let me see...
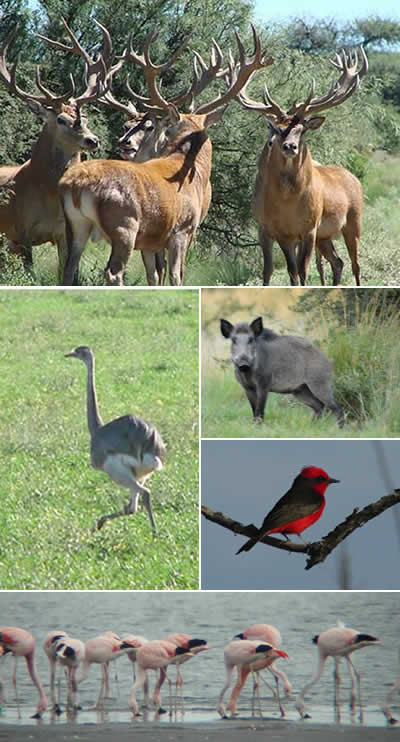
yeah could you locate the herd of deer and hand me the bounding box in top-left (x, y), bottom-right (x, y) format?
top-left (0, 19), bottom-right (368, 286)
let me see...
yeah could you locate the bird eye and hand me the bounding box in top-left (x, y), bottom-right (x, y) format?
top-left (248, 337), bottom-right (254, 344)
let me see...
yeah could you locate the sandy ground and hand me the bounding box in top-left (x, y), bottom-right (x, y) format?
top-left (0, 720), bottom-right (393, 742)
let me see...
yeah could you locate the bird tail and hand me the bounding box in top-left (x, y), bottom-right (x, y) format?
top-left (236, 535), bottom-right (260, 555)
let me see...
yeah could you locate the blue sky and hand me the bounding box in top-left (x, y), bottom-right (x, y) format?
top-left (253, 0), bottom-right (399, 22)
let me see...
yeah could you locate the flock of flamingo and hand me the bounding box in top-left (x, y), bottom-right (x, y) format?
top-left (0, 622), bottom-right (398, 725)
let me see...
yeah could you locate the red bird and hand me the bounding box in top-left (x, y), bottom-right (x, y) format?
top-left (236, 466), bottom-right (339, 554)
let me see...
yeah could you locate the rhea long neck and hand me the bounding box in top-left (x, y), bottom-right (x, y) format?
top-left (85, 355), bottom-right (103, 436)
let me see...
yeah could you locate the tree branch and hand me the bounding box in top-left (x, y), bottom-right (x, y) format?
top-left (201, 489), bottom-right (400, 570)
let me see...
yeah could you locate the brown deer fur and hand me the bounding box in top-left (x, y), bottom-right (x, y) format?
top-left (60, 108), bottom-right (221, 286)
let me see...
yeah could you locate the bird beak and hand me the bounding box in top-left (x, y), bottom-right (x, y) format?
top-left (65, 351), bottom-right (76, 358)
top-left (328, 478), bottom-right (340, 484)
top-left (276, 650), bottom-right (289, 658)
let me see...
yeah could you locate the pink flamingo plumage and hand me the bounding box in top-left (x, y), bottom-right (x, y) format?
top-left (233, 624), bottom-right (291, 716)
top-left (78, 632), bottom-right (136, 709)
top-left (164, 633), bottom-right (211, 713)
top-left (217, 639), bottom-right (288, 718)
top-left (128, 640), bottom-right (193, 716)
top-left (0, 626), bottom-right (48, 718)
top-left (296, 622), bottom-right (381, 721)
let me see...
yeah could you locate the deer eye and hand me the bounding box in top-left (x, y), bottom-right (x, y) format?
top-left (57, 115), bottom-right (69, 126)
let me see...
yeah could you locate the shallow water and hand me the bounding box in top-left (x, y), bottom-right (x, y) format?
top-left (0, 591), bottom-right (398, 728)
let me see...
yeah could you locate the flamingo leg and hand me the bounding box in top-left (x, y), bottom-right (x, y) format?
top-left (12, 657), bottom-right (21, 720)
top-left (217, 664), bottom-right (235, 718)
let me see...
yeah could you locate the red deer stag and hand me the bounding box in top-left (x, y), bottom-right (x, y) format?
top-left (59, 26), bottom-right (273, 286)
top-left (100, 32), bottom-right (229, 284)
top-left (233, 47), bottom-right (368, 286)
top-left (0, 22), bottom-right (107, 279)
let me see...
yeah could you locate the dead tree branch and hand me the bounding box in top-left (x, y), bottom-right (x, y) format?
top-left (201, 489), bottom-right (400, 570)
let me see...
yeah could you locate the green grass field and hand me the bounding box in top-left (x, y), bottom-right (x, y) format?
top-left (0, 289), bottom-right (199, 589)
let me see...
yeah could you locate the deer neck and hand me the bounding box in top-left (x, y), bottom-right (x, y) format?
top-left (85, 356), bottom-right (103, 437)
top-left (269, 142), bottom-right (313, 194)
top-left (166, 132), bottom-right (212, 192)
top-left (30, 125), bottom-right (81, 184)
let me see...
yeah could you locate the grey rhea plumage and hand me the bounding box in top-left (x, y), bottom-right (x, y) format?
top-left (65, 345), bottom-right (165, 533)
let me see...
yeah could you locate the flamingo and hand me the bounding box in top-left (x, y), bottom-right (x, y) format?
top-left (164, 633), bottom-right (211, 714)
top-left (43, 630), bottom-right (69, 712)
top-left (121, 634), bottom-right (150, 706)
top-left (0, 626), bottom-right (48, 718)
top-left (78, 632), bottom-right (136, 709)
top-left (128, 640), bottom-right (193, 716)
top-left (295, 621), bottom-right (381, 721)
top-left (217, 639), bottom-right (288, 718)
top-left (55, 636), bottom-right (85, 711)
top-left (382, 643), bottom-right (400, 725)
top-left (233, 624), bottom-right (292, 717)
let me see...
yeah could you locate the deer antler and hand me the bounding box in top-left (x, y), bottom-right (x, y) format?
top-left (0, 25), bottom-right (75, 109)
top-left (193, 24), bottom-right (273, 115)
top-left (37, 18), bottom-right (113, 107)
top-left (287, 46), bottom-right (368, 118)
top-left (121, 28), bottom-right (192, 114)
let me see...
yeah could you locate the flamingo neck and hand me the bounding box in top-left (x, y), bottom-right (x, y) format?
top-left (25, 653), bottom-right (48, 712)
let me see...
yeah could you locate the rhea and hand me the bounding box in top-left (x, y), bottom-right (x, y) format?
top-left (65, 346), bottom-right (165, 532)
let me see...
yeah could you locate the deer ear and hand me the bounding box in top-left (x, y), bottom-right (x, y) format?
top-left (220, 319), bottom-right (234, 338)
top-left (250, 317), bottom-right (263, 337)
top-left (167, 103), bottom-right (181, 124)
top-left (305, 116), bottom-right (325, 131)
top-left (27, 100), bottom-right (52, 121)
top-left (204, 107), bottom-right (226, 129)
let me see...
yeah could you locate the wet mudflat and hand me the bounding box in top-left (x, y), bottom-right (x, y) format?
top-left (0, 718), bottom-right (393, 742)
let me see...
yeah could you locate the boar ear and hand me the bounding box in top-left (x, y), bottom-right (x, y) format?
top-left (250, 317), bottom-right (263, 337)
top-left (220, 319), bottom-right (234, 338)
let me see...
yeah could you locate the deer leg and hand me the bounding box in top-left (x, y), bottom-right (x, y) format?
top-left (297, 232), bottom-right (316, 285)
top-left (315, 247), bottom-right (325, 285)
top-left (342, 221), bottom-right (361, 285)
top-left (141, 251), bottom-right (159, 286)
top-left (279, 242), bottom-right (299, 285)
top-left (155, 250), bottom-right (166, 285)
top-left (259, 227), bottom-right (274, 285)
top-left (168, 234), bottom-right (189, 286)
top-left (62, 198), bottom-right (91, 285)
top-left (317, 239), bottom-right (344, 285)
